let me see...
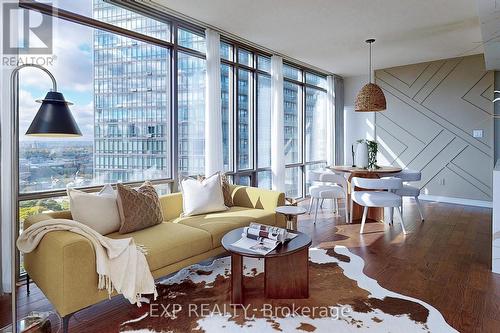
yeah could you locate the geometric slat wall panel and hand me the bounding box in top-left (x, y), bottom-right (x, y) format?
top-left (375, 54), bottom-right (493, 201)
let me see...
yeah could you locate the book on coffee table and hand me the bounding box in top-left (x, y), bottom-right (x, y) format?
top-left (247, 222), bottom-right (298, 241)
top-left (230, 223), bottom-right (298, 255)
top-left (230, 236), bottom-right (278, 255)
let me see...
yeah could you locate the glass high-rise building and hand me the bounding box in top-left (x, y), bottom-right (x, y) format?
top-left (94, 0), bottom-right (208, 179)
top-left (93, 0), bottom-right (171, 183)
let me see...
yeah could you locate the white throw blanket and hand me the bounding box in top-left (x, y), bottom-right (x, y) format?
top-left (16, 218), bottom-right (158, 306)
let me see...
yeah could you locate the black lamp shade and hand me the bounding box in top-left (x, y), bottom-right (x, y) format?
top-left (26, 91), bottom-right (82, 137)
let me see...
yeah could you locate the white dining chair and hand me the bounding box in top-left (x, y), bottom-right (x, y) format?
top-left (307, 170), bottom-right (336, 211)
top-left (391, 169), bottom-right (425, 222)
top-left (307, 170), bottom-right (323, 209)
top-left (308, 171), bottom-right (349, 224)
top-left (350, 177), bottom-right (407, 234)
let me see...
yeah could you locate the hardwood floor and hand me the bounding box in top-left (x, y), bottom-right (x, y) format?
top-left (1, 198), bottom-right (497, 332)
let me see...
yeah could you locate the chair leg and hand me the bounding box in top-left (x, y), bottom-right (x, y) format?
top-left (360, 206), bottom-right (368, 234)
top-left (308, 197), bottom-right (314, 214)
top-left (320, 198), bottom-right (324, 209)
top-left (26, 274), bottom-right (30, 296)
top-left (314, 198), bottom-right (320, 224)
top-left (394, 206), bottom-right (407, 235)
top-left (344, 200), bottom-right (349, 224)
top-left (415, 197), bottom-right (424, 222)
top-left (389, 207), bottom-right (394, 225)
top-left (349, 198), bottom-right (354, 224)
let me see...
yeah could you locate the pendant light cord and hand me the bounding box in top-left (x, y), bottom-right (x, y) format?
top-left (369, 41), bottom-right (372, 83)
top-left (365, 39), bottom-right (375, 83)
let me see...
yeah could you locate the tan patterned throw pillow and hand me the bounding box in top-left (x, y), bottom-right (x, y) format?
top-left (197, 172), bottom-right (233, 207)
top-left (116, 181), bottom-right (164, 234)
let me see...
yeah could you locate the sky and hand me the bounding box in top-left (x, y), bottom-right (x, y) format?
top-left (19, 1), bottom-right (94, 141)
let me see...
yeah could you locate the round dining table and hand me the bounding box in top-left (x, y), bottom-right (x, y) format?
top-left (327, 165), bottom-right (402, 222)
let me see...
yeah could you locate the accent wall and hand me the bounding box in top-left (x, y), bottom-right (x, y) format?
top-left (374, 54), bottom-right (494, 202)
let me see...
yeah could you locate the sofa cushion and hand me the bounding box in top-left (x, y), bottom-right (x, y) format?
top-left (198, 173), bottom-right (234, 207)
top-left (107, 222), bottom-right (212, 271)
top-left (116, 182), bottom-right (164, 234)
top-left (180, 173), bottom-right (227, 216)
top-left (67, 184), bottom-right (120, 235)
top-left (171, 206), bottom-right (276, 247)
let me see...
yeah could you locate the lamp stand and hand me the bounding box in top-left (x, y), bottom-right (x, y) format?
top-left (8, 64), bottom-right (57, 333)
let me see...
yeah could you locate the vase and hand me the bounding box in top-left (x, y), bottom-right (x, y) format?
top-left (355, 141), bottom-right (369, 168)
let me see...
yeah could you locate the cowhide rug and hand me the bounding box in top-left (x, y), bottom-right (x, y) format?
top-left (120, 246), bottom-right (457, 333)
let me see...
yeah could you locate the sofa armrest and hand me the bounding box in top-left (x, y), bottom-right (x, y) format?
top-left (230, 185), bottom-right (285, 211)
top-left (23, 211), bottom-right (72, 229)
top-left (23, 214), bottom-right (110, 317)
top-left (230, 185), bottom-right (286, 228)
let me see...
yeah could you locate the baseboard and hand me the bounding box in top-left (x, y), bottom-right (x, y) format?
top-left (418, 194), bottom-right (492, 208)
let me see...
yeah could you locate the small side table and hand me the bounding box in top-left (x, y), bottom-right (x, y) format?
top-left (275, 205), bottom-right (307, 230)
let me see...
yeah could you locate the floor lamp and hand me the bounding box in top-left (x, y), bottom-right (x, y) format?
top-left (8, 64), bottom-right (81, 333)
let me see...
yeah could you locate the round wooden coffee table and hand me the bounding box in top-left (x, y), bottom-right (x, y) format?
top-left (221, 227), bottom-right (312, 304)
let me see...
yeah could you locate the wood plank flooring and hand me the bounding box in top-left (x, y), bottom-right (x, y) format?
top-left (0, 198), bottom-right (497, 332)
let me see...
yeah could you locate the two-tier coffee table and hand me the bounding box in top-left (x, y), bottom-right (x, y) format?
top-left (221, 227), bottom-right (312, 305)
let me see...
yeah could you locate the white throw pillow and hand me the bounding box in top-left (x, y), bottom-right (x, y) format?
top-left (67, 184), bottom-right (120, 235)
top-left (180, 173), bottom-right (227, 216)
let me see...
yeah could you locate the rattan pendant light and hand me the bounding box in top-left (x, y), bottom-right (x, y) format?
top-left (355, 39), bottom-right (386, 112)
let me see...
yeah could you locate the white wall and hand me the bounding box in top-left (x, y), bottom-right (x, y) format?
top-left (343, 75), bottom-right (375, 165)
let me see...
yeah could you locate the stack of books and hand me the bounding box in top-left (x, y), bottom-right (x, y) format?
top-left (230, 223), bottom-right (297, 255)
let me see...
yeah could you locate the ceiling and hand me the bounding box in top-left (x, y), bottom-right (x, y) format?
top-left (477, 0), bottom-right (500, 70)
top-left (150, 0), bottom-right (484, 77)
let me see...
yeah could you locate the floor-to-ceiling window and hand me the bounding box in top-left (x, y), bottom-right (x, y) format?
top-left (19, 3), bottom-right (173, 192)
top-left (283, 66), bottom-right (303, 198)
top-left (216, 58), bottom-right (328, 198)
top-left (304, 73), bottom-right (328, 193)
top-left (220, 41), bottom-right (233, 173)
top-left (220, 63), bottom-right (232, 171)
top-left (256, 56), bottom-right (272, 189)
top-left (237, 67), bottom-right (253, 170)
top-left (282, 64), bottom-right (328, 198)
top-left (217, 41), bottom-right (275, 186)
top-left (177, 28), bottom-right (206, 175)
